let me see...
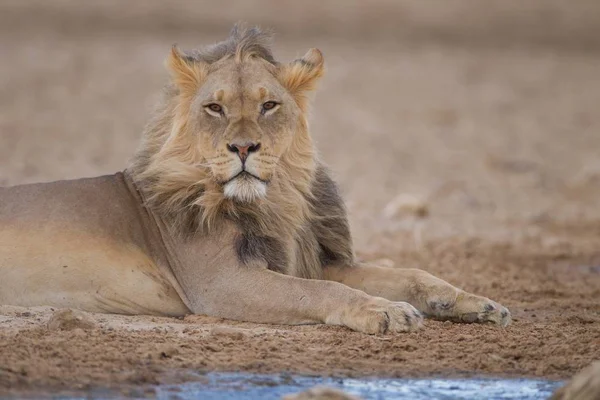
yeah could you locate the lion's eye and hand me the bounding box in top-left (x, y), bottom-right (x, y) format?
top-left (261, 101), bottom-right (279, 114)
top-left (205, 103), bottom-right (223, 114)
top-left (262, 101), bottom-right (277, 110)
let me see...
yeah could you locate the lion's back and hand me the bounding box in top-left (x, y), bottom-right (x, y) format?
top-left (1, 174), bottom-right (136, 234)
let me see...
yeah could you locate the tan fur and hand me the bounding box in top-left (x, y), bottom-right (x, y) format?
top-left (0, 227), bottom-right (187, 315)
top-left (278, 48), bottom-right (325, 112)
top-left (167, 46), bottom-right (208, 95)
top-left (0, 25), bottom-right (511, 334)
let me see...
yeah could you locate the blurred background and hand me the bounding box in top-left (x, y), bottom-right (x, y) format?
top-left (1, 0), bottom-right (599, 249)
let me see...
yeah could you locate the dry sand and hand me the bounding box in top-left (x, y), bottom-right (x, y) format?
top-left (0, 1), bottom-right (599, 395)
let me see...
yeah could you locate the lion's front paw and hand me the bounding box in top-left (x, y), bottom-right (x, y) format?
top-left (429, 291), bottom-right (511, 327)
top-left (338, 298), bottom-right (423, 335)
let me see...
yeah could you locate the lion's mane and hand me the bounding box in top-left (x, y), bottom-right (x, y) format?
top-left (128, 25), bottom-right (353, 279)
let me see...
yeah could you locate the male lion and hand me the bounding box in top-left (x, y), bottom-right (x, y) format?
top-left (0, 26), bottom-right (510, 334)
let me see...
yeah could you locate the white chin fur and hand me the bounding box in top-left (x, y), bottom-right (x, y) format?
top-left (223, 176), bottom-right (267, 202)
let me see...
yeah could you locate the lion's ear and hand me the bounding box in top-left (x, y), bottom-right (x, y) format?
top-left (278, 48), bottom-right (325, 103)
top-left (166, 45), bottom-right (207, 94)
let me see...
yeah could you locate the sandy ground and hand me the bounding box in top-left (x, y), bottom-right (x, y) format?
top-left (1, 1), bottom-right (600, 395)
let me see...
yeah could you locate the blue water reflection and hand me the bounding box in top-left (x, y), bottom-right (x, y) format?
top-left (148, 373), bottom-right (562, 400)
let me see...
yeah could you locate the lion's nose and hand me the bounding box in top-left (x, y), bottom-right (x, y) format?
top-left (227, 142), bottom-right (261, 162)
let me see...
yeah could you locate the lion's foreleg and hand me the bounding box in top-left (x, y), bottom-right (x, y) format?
top-left (189, 266), bottom-right (422, 334)
top-left (323, 264), bottom-right (511, 326)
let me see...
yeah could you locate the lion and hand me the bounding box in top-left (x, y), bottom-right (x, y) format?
top-left (0, 25), bottom-right (510, 334)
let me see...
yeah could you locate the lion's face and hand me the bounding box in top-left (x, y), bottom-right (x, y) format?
top-left (192, 59), bottom-right (301, 202)
top-left (165, 44), bottom-right (324, 203)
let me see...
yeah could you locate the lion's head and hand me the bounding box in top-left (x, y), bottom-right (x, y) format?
top-left (130, 25), bottom-right (326, 234)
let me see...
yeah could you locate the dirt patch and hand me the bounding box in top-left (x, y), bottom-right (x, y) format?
top-left (1, 0), bottom-right (600, 396)
top-left (46, 309), bottom-right (98, 332)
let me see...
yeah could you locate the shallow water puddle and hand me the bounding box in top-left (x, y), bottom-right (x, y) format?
top-left (57, 373), bottom-right (562, 400)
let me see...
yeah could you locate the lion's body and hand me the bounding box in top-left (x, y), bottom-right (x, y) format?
top-left (0, 174), bottom-right (187, 315)
top-left (0, 25), bottom-right (511, 333)
top-left (0, 166), bottom-right (351, 317)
